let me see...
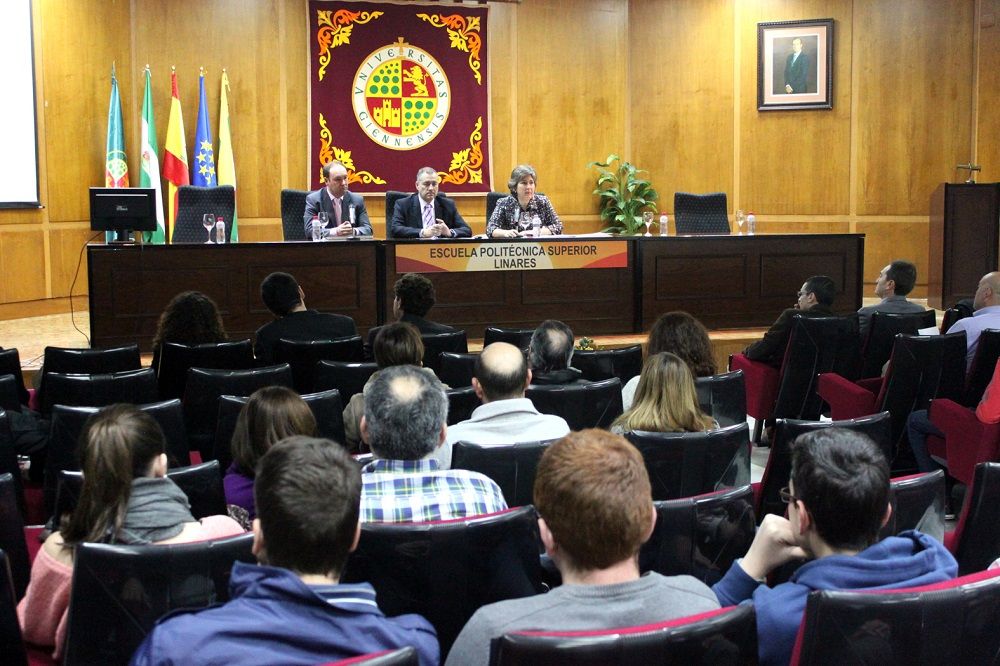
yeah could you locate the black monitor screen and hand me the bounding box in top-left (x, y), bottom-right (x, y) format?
top-left (89, 188), bottom-right (157, 232)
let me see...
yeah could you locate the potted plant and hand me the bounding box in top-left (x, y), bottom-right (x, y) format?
top-left (588, 153), bottom-right (659, 235)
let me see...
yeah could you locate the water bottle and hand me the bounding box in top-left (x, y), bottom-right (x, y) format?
top-left (215, 218), bottom-right (226, 244)
top-left (311, 215), bottom-right (322, 241)
top-left (348, 204), bottom-right (356, 227)
top-left (531, 215), bottom-right (541, 237)
top-left (747, 212), bottom-right (756, 235)
top-left (659, 213), bottom-right (668, 236)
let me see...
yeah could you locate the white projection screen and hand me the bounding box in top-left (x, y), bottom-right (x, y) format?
top-left (0, 0), bottom-right (40, 208)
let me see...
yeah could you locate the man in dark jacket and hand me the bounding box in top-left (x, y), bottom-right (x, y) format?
top-left (529, 319), bottom-right (589, 385)
top-left (390, 166), bottom-right (471, 239)
top-left (365, 273), bottom-right (455, 357)
top-left (744, 274), bottom-right (838, 367)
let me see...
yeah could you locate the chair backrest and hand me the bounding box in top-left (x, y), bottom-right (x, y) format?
top-left (0, 376), bottom-right (22, 413)
top-left (773, 315), bottom-right (861, 421)
top-left (139, 398), bottom-right (191, 467)
top-left (0, 549), bottom-right (27, 666)
top-left (483, 326), bottom-right (534, 350)
top-left (880, 469), bottom-right (945, 541)
top-left (171, 185), bottom-right (236, 243)
top-left (275, 336), bottom-right (365, 394)
top-left (63, 533), bottom-right (255, 665)
top-left (340, 506), bottom-right (545, 658)
top-left (526, 377), bottom-right (623, 430)
top-left (790, 569), bottom-right (1000, 665)
top-left (446, 386), bottom-right (481, 426)
top-left (485, 191), bottom-right (506, 222)
top-left (182, 364), bottom-right (294, 459)
top-left (0, 474), bottom-right (28, 602)
top-left (639, 485), bottom-right (755, 586)
top-left (879, 332), bottom-right (967, 453)
top-left (758, 412), bottom-right (892, 520)
top-left (213, 389), bottom-right (346, 471)
top-left (571, 345), bottom-right (643, 383)
top-left (421, 330), bottom-right (468, 375)
top-left (940, 306), bottom-right (968, 334)
top-left (438, 351), bottom-right (478, 388)
top-left (329, 648), bottom-right (419, 666)
top-left (953, 462), bottom-right (1000, 575)
top-left (39, 344), bottom-right (141, 407)
top-left (315, 361), bottom-right (379, 404)
top-left (861, 310), bottom-right (937, 379)
top-left (491, 605), bottom-right (757, 666)
top-left (280, 188), bottom-right (309, 241)
top-left (673, 192), bottom-right (730, 234)
top-left (451, 440), bottom-right (553, 508)
top-left (384, 190), bottom-right (409, 238)
top-left (157, 340), bottom-right (255, 400)
top-left (964, 329), bottom-right (1000, 406)
top-left (0, 412), bottom-right (24, 520)
top-left (625, 423), bottom-right (750, 501)
top-left (695, 370), bottom-right (747, 428)
top-left (41, 367), bottom-right (158, 416)
top-left (0, 349), bottom-right (28, 406)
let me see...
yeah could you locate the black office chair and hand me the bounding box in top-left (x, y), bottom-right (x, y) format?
top-left (171, 185), bottom-right (236, 243)
top-left (526, 378), bottom-right (623, 430)
top-left (314, 361), bottom-right (378, 404)
top-left (422, 331), bottom-right (468, 375)
top-left (41, 367), bottom-right (158, 416)
top-left (280, 188), bottom-right (309, 241)
top-left (571, 345), bottom-right (643, 384)
top-left (880, 470), bottom-right (946, 541)
top-left (275, 336), bottom-right (365, 394)
top-left (0, 473), bottom-right (29, 601)
top-left (156, 340), bottom-right (255, 400)
top-left (0, 549), bottom-right (27, 666)
top-left (0, 349), bottom-right (28, 407)
top-left (695, 370), bottom-right (747, 428)
top-left (673, 192), bottom-right (730, 234)
top-left (860, 310), bottom-right (937, 379)
top-left (0, 377), bottom-right (20, 413)
top-left (446, 387), bottom-right (481, 425)
top-left (485, 191), bottom-right (507, 223)
top-left (38, 344), bottom-right (142, 409)
top-left (965, 329), bottom-right (1000, 406)
top-left (483, 327), bottom-right (534, 350)
top-left (451, 440), bottom-right (553, 508)
top-left (384, 190), bottom-right (409, 238)
top-left (0, 412), bottom-right (25, 520)
top-left (951, 462), bottom-right (1000, 575)
top-left (438, 352), bottom-right (479, 388)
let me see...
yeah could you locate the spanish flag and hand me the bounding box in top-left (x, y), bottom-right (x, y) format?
top-left (162, 69), bottom-right (189, 241)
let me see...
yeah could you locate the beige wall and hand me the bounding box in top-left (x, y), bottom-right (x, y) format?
top-left (1, 0), bottom-right (995, 305)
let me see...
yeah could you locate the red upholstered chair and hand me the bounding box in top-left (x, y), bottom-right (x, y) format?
top-left (925, 398), bottom-right (1000, 487)
top-left (730, 314), bottom-right (860, 443)
top-left (944, 462), bottom-right (1000, 575)
top-left (489, 605), bottom-right (757, 665)
top-left (790, 569), bottom-right (1000, 665)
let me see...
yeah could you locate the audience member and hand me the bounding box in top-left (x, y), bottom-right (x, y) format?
top-left (712, 428), bottom-right (957, 665)
top-left (224, 386), bottom-right (317, 522)
top-left (446, 430), bottom-right (720, 665)
top-left (390, 166), bottom-right (472, 239)
top-left (612, 352), bottom-right (716, 434)
top-left (19, 405), bottom-right (243, 659)
top-left (364, 273), bottom-right (455, 356)
top-left (857, 260), bottom-right (925, 338)
top-left (132, 437), bottom-right (438, 665)
top-left (446, 342), bottom-right (569, 447)
top-left (744, 275), bottom-right (838, 368)
top-left (622, 311), bottom-right (716, 410)
top-left (302, 160), bottom-right (373, 238)
top-left (486, 164), bottom-right (563, 238)
top-left (945, 271), bottom-right (1000, 370)
top-left (253, 271), bottom-right (357, 364)
top-left (359, 365), bottom-right (506, 522)
top-left (528, 319), bottom-right (587, 385)
top-left (150, 290), bottom-right (229, 373)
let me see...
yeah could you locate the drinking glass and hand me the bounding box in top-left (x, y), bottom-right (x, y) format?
top-left (642, 211), bottom-right (654, 236)
top-left (202, 214), bottom-right (216, 243)
top-left (736, 209), bottom-right (745, 235)
top-left (317, 211), bottom-right (329, 238)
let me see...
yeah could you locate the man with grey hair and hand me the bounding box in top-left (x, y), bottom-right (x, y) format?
top-left (359, 364), bottom-right (507, 522)
top-left (390, 166), bottom-right (471, 239)
top-left (529, 319), bottom-right (589, 385)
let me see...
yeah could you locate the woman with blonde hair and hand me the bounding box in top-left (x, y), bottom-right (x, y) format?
top-left (612, 352), bottom-right (716, 434)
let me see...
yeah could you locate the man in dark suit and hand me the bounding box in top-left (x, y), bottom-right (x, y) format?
top-left (389, 166), bottom-right (471, 239)
top-left (364, 273), bottom-right (455, 356)
top-left (254, 271), bottom-right (358, 364)
top-left (744, 275), bottom-right (838, 367)
top-left (783, 37), bottom-right (809, 94)
top-left (303, 160), bottom-right (373, 238)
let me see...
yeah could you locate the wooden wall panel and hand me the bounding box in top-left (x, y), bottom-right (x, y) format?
top-left (978, 0), bottom-right (1000, 184)
top-left (855, 0), bottom-right (975, 215)
top-left (630, 0), bottom-right (734, 214)
top-left (739, 0), bottom-right (852, 215)
top-left (49, 228), bottom-right (98, 297)
top-left (0, 230), bottom-right (47, 302)
top-left (855, 219), bottom-right (930, 291)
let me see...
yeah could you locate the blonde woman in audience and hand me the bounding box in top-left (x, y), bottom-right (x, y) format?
top-left (18, 404), bottom-right (243, 660)
top-left (224, 386), bottom-right (317, 523)
top-left (623, 311), bottom-right (716, 411)
top-left (612, 352), bottom-right (716, 434)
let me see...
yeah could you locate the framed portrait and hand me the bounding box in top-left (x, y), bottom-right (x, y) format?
top-left (757, 18), bottom-right (834, 111)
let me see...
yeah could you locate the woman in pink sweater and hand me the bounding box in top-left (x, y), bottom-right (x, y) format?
top-left (17, 404), bottom-right (244, 659)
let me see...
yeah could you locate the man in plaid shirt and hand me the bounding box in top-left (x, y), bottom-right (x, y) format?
top-left (359, 364), bottom-right (508, 522)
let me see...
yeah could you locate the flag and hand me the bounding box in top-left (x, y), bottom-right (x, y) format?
top-left (217, 70), bottom-right (237, 242)
top-left (192, 70), bottom-right (216, 187)
top-left (163, 69), bottom-right (189, 240)
top-left (104, 63), bottom-right (129, 242)
top-left (140, 67), bottom-right (166, 244)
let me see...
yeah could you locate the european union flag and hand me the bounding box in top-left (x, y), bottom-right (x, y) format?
top-left (192, 71), bottom-right (216, 187)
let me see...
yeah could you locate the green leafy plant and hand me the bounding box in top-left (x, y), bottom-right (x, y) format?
top-left (588, 153), bottom-right (659, 235)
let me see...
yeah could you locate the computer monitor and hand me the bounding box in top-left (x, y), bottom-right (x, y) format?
top-left (89, 187), bottom-right (156, 243)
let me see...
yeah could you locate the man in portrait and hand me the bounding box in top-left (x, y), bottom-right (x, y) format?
top-left (784, 37), bottom-right (809, 94)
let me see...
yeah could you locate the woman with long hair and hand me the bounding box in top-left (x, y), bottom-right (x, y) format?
top-left (224, 386), bottom-right (317, 519)
top-left (612, 352), bottom-right (716, 434)
top-left (623, 311), bottom-right (717, 410)
top-left (17, 405), bottom-right (243, 659)
top-left (151, 291), bottom-right (229, 371)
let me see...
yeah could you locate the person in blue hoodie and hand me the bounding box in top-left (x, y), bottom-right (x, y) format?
top-left (131, 436), bottom-right (439, 666)
top-left (713, 428), bottom-right (957, 666)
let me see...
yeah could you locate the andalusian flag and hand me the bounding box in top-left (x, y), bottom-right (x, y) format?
top-left (217, 70), bottom-right (238, 242)
top-left (104, 63), bottom-right (129, 242)
top-left (140, 67), bottom-right (166, 244)
top-left (192, 70), bottom-right (216, 187)
top-left (163, 69), bottom-right (189, 240)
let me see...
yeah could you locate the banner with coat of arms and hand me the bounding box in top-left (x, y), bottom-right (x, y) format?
top-left (309, 1), bottom-right (491, 194)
